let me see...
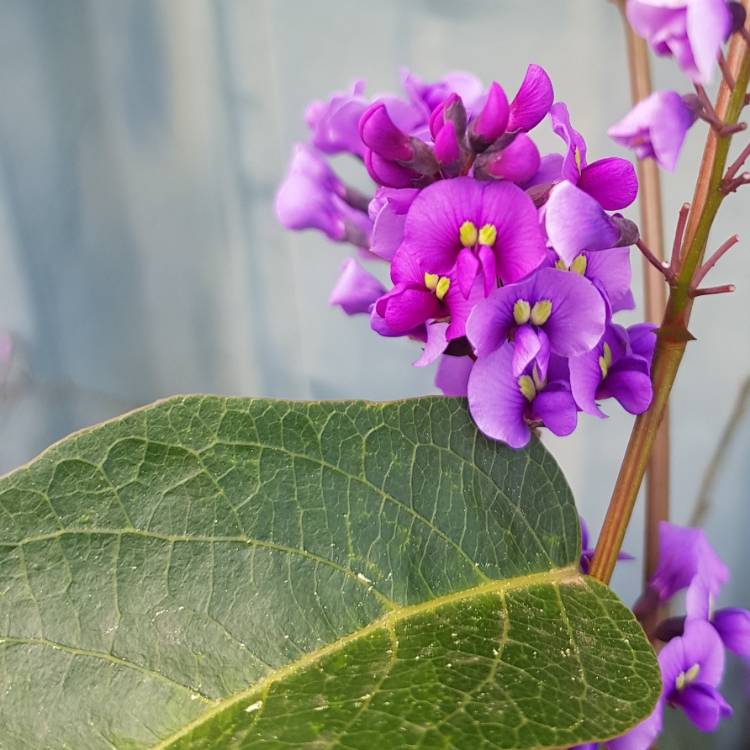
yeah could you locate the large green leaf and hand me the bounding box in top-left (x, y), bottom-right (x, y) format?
top-left (0, 396), bottom-right (659, 749)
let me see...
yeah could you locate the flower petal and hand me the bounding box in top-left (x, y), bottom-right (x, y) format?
top-left (712, 608), bottom-right (750, 660)
top-left (578, 157), bottom-right (638, 210)
top-left (531, 387), bottom-right (578, 437)
top-left (435, 355), bottom-right (473, 397)
top-left (545, 181), bottom-right (621, 265)
top-left (676, 683), bottom-right (732, 732)
top-left (413, 321), bottom-right (449, 367)
top-left (467, 344), bottom-right (530, 447)
top-left (329, 258), bottom-right (386, 315)
top-left (569, 349), bottom-right (607, 418)
top-left (507, 64), bottom-right (554, 132)
top-left (687, 0), bottom-right (732, 84)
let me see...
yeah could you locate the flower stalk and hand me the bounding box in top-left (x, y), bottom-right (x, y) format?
top-left (590, 3), bottom-right (750, 585)
top-left (611, 0), bottom-right (671, 595)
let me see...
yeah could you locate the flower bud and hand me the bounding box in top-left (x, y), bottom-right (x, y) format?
top-left (429, 93), bottom-right (467, 139)
top-left (468, 82), bottom-right (509, 151)
top-left (474, 134), bottom-right (540, 184)
top-left (433, 121), bottom-right (461, 166)
top-left (364, 150), bottom-right (419, 188)
top-left (359, 103), bottom-right (414, 162)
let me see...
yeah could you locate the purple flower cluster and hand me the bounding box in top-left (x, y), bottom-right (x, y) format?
top-left (577, 522), bottom-right (750, 749)
top-left (609, 1), bottom-right (746, 171)
top-left (276, 68), bottom-right (655, 447)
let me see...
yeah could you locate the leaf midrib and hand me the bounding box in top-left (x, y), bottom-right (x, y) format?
top-left (149, 565), bottom-right (581, 750)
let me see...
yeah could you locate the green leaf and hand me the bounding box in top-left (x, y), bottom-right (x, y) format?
top-left (0, 396), bottom-right (659, 749)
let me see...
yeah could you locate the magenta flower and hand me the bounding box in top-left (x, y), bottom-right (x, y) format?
top-left (550, 102), bottom-right (638, 210)
top-left (468, 346), bottom-right (577, 447)
top-left (275, 144), bottom-right (371, 245)
top-left (391, 177), bottom-right (547, 299)
top-left (627, 0), bottom-right (733, 83)
top-left (467, 267), bottom-right (606, 377)
top-left (609, 91), bottom-right (697, 171)
top-left (569, 323), bottom-right (656, 418)
top-left (329, 258), bottom-right (385, 315)
top-left (545, 181), bottom-right (638, 265)
top-left (374, 250), bottom-right (485, 340)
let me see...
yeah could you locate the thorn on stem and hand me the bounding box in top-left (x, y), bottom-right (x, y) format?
top-left (669, 203), bottom-right (690, 276)
top-left (693, 234), bottom-right (740, 287)
top-left (690, 283), bottom-right (736, 297)
top-left (636, 239), bottom-right (673, 281)
top-left (722, 172), bottom-right (750, 193)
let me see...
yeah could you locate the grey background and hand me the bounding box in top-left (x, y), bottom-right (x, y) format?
top-left (0, 1), bottom-right (748, 745)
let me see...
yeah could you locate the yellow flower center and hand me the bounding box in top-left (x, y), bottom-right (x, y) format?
top-left (598, 342), bottom-right (613, 379)
top-left (424, 272), bottom-right (450, 301)
top-left (530, 299), bottom-right (553, 326)
top-left (518, 375), bottom-right (536, 402)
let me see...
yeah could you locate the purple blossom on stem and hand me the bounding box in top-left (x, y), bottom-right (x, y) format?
top-left (569, 323), bottom-right (656, 418)
top-left (275, 144), bottom-right (371, 245)
top-left (608, 90), bottom-right (698, 171)
top-left (467, 267), bottom-right (606, 377)
top-left (468, 346), bottom-right (577, 447)
top-left (627, 0), bottom-right (733, 84)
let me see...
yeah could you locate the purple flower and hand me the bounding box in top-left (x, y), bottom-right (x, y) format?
top-left (467, 267), bottom-right (606, 377)
top-left (468, 346), bottom-right (577, 447)
top-left (545, 181), bottom-right (638, 266)
top-left (659, 620), bottom-right (733, 731)
top-left (374, 251), bottom-right (485, 340)
top-left (627, 0), bottom-right (733, 83)
top-left (368, 188), bottom-right (419, 261)
top-left (550, 102), bottom-right (638, 210)
top-left (569, 323), bottom-right (655, 418)
top-left (650, 522), bottom-right (729, 605)
top-left (275, 144), bottom-right (371, 245)
top-left (507, 64), bottom-right (555, 133)
top-left (608, 91), bottom-right (697, 171)
top-left (329, 258), bottom-right (385, 315)
top-left (391, 177), bottom-right (547, 301)
top-left (305, 80), bottom-right (369, 158)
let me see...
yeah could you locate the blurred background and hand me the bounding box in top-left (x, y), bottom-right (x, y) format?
top-left (0, 1), bottom-right (748, 745)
